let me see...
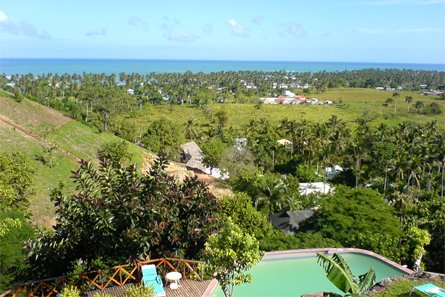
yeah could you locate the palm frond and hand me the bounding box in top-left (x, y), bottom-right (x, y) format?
top-left (316, 253), bottom-right (359, 294)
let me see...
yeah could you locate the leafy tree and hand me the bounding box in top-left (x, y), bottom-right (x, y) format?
top-left (0, 209), bottom-right (35, 291)
top-left (230, 169), bottom-right (302, 214)
top-left (25, 155), bottom-right (219, 278)
top-left (204, 218), bottom-right (263, 297)
top-left (201, 138), bottom-right (227, 173)
top-left (219, 146), bottom-right (256, 178)
top-left (219, 193), bottom-right (271, 240)
top-left (142, 118), bottom-right (181, 158)
top-left (259, 230), bottom-right (342, 252)
top-left (0, 152), bottom-right (35, 208)
top-left (97, 140), bottom-right (132, 165)
top-left (317, 253), bottom-right (376, 297)
top-left (406, 227), bottom-right (430, 271)
top-left (311, 186), bottom-right (403, 261)
top-left (405, 96), bottom-right (413, 113)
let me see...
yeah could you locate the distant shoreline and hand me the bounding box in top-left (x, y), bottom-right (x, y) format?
top-left (1, 58), bottom-right (444, 75)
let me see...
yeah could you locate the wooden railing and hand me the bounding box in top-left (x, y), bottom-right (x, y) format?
top-left (1, 258), bottom-right (204, 297)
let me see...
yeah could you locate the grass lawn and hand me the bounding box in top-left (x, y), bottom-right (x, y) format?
top-left (372, 279), bottom-right (445, 297)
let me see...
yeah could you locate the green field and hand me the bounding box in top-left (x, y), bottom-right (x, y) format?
top-left (119, 88), bottom-right (445, 135)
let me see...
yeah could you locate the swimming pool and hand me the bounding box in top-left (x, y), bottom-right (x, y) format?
top-left (210, 248), bottom-right (412, 297)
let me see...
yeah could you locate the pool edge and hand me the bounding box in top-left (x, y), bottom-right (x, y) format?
top-left (263, 248), bottom-right (415, 274)
top-left (201, 248), bottom-right (414, 297)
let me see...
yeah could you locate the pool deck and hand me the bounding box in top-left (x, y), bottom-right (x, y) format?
top-left (86, 279), bottom-right (212, 297)
top-left (201, 248), bottom-right (415, 297)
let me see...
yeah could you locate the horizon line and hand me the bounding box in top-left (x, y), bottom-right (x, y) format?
top-left (1, 57), bottom-right (444, 66)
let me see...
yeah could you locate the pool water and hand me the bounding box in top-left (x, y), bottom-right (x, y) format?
top-left (212, 253), bottom-right (407, 297)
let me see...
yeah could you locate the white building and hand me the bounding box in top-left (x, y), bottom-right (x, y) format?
top-left (299, 182), bottom-right (333, 196)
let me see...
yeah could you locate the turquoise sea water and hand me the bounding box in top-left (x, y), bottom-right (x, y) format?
top-left (212, 253), bottom-right (408, 297)
top-left (1, 59), bottom-right (444, 75)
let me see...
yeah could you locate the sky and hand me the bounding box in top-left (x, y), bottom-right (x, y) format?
top-left (0, 0), bottom-right (444, 63)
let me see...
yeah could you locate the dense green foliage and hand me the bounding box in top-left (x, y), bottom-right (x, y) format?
top-left (205, 218), bottom-right (263, 297)
top-left (1, 68), bottom-right (444, 289)
top-left (25, 154), bottom-right (219, 278)
top-left (60, 285), bottom-right (81, 297)
top-left (0, 209), bottom-right (35, 291)
top-left (97, 140), bottom-right (132, 165)
top-left (311, 187), bottom-right (403, 260)
top-left (125, 284), bottom-right (154, 297)
top-left (141, 117), bottom-right (181, 159)
top-left (0, 152), bottom-right (35, 208)
top-left (2, 69), bottom-right (443, 139)
top-left (230, 169), bottom-right (303, 213)
top-left (219, 193), bottom-right (271, 240)
top-left (0, 153), bottom-right (36, 291)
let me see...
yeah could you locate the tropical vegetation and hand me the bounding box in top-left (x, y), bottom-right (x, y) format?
top-left (317, 253), bottom-right (376, 297)
top-left (0, 68), bottom-right (444, 294)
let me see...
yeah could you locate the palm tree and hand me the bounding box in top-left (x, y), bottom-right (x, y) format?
top-left (185, 119), bottom-right (199, 140)
top-left (405, 96), bottom-right (413, 114)
top-left (317, 253), bottom-right (376, 297)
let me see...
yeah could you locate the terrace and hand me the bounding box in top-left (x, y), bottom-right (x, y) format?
top-left (1, 258), bottom-right (213, 297)
top-left (2, 248), bottom-right (415, 297)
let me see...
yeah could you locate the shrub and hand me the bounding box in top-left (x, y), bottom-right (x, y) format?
top-left (60, 285), bottom-right (80, 297)
top-left (125, 284), bottom-right (154, 297)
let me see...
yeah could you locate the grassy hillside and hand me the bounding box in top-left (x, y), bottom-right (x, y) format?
top-left (0, 95), bottom-right (147, 225)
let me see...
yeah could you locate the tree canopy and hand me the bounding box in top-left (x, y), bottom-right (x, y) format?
top-left (25, 154), bottom-right (220, 278)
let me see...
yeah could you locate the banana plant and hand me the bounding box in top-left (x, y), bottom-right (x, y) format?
top-left (316, 253), bottom-right (376, 297)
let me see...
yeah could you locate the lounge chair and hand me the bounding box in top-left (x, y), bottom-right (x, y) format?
top-left (412, 283), bottom-right (445, 297)
top-left (141, 264), bottom-right (166, 297)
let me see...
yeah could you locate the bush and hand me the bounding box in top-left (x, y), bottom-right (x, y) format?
top-left (125, 284), bottom-right (154, 297)
top-left (60, 285), bottom-right (80, 297)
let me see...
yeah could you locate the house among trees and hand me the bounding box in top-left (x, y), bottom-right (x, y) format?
top-left (180, 141), bottom-right (207, 173)
top-left (180, 141), bottom-right (227, 179)
top-left (299, 182), bottom-right (333, 196)
top-left (270, 209), bottom-right (314, 234)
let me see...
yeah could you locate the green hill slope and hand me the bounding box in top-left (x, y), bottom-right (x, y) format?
top-left (0, 95), bottom-right (147, 225)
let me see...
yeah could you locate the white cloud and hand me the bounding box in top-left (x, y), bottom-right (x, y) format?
top-left (227, 19), bottom-right (249, 37)
top-left (0, 11), bottom-right (50, 39)
top-left (0, 10), bottom-right (8, 23)
top-left (86, 28), bottom-right (107, 37)
top-left (284, 22), bottom-right (307, 38)
top-left (161, 16), bottom-right (198, 43)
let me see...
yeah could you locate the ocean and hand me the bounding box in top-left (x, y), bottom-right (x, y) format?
top-left (0, 58), bottom-right (444, 75)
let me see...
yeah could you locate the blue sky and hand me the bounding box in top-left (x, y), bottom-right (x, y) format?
top-left (0, 0), bottom-right (444, 63)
